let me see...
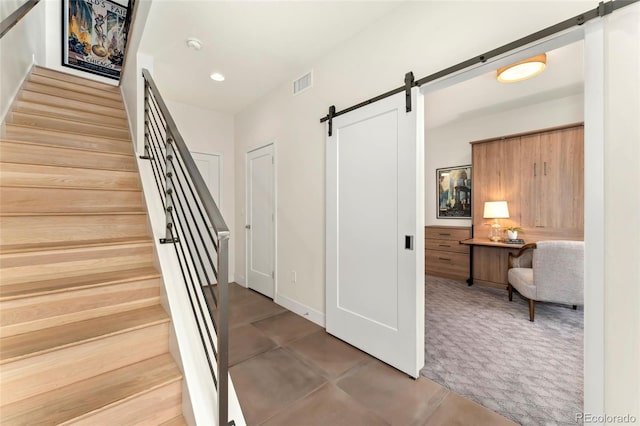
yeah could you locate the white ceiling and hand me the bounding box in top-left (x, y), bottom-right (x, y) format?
top-left (139, 1), bottom-right (404, 113)
top-left (424, 41), bottom-right (585, 129)
top-left (139, 2), bottom-right (584, 121)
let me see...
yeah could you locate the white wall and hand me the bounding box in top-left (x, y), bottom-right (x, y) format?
top-left (603, 3), bottom-right (640, 420)
top-left (234, 1), bottom-right (592, 315)
top-left (165, 100), bottom-right (236, 283)
top-left (0, 0), bottom-right (46, 122)
top-left (424, 92), bottom-right (584, 227)
top-left (120, 0), bottom-right (152, 153)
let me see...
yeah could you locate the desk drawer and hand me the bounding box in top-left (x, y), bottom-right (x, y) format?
top-left (425, 227), bottom-right (471, 241)
top-left (425, 239), bottom-right (470, 254)
top-left (425, 250), bottom-right (469, 280)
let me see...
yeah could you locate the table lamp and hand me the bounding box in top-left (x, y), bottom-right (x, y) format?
top-left (483, 201), bottom-right (509, 242)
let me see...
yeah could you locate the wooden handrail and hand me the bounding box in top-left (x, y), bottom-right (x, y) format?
top-left (0, 0), bottom-right (41, 39)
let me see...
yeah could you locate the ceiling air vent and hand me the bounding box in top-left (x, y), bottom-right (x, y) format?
top-left (293, 71), bottom-right (313, 95)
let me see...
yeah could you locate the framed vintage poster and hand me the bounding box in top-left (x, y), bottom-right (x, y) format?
top-left (63, 0), bottom-right (133, 80)
top-left (437, 165), bottom-right (472, 218)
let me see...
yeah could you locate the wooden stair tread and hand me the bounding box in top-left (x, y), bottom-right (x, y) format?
top-left (0, 210), bottom-right (147, 217)
top-left (29, 73), bottom-right (123, 101)
top-left (0, 183), bottom-right (142, 192)
top-left (2, 128), bottom-right (134, 157)
top-left (0, 140), bottom-right (136, 168)
top-left (12, 101), bottom-right (129, 128)
top-left (0, 305), bottom-right (169, 363)
top-left (19, 90), bottom-right (127, 120)
top-left (0, 266), bottom-right (160, 301)
top-left (0, 237), bottom-right (153, 254)
top-left (0, 168), bottom-right (142, 190)
top-left (1, 353), bottom-right (181, 424)
top-left (0, 187), bottom-right (145, 214)
top-left (32, 66), bottom-right (120, 93)
top-left (10, 109), bottom-right (129, 131)
top-left (5, 122), bottom-right (131, 143)
top-left (160, 415), bottom-right (188, 426)
top-left (23, 82), bottom-right (124, 110)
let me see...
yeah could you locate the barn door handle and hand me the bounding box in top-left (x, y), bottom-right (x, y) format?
top-left (405, 235), bottom-right (414, 250)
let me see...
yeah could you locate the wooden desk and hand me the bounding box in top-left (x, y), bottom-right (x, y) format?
top-left (461, 238), bottom-right (525, 289)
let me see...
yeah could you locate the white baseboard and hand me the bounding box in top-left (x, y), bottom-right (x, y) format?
top-left (275, 293), bottom-right (325, 328)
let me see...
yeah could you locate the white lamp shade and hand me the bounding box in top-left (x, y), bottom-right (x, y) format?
top-left (483, 201), bottom-right (510, 219)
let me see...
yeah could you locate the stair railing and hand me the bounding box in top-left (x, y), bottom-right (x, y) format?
top-left (141, 69), bottom-right (230, 425)
top-left (0, 0), bottom-right (41, 38)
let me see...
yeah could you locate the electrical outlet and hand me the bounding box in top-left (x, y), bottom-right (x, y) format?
top-left (291, 270), bottom-right (297, 284)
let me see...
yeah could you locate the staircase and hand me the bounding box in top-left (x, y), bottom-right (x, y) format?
top-left (0, 66), bottom-right (185, 425)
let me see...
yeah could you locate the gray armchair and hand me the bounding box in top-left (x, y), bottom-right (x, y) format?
top-left (507, 240), bottom-right (584, 321)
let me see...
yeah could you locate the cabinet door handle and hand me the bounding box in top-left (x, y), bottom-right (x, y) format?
top-left (439, 244), bottom-right (451, 248)
top-left (534, 162), bottom-right (537, 177)
top-left (438, 233), bottom-right (451, 236)
top-left (439, 257), bottom-right (451, 261)
top-left (544, 162), bottom-right (547, 176)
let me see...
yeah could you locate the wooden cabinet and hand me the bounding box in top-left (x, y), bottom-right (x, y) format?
top-left (535, 127), bottom-right (584, 230)
top-left (470, 244), bottom-right (520, 289)
top-left (472, 124), bottom-right (584, 243)
top-left (424, 226), bottom-right (471, 281)
top-left (469, 123), bottom-right (584, 289)
top-left (472, 136), bottom-right (522, 238)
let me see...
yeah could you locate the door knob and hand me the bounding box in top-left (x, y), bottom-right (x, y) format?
top-left (245, 224), bottom-right (251, 229)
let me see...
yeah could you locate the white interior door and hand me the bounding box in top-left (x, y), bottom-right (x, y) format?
top-left (190, 151), bottom-right (221, 285)
top-left (326, 88), bottom-right (424, 377)
top-left (246, 144), bottom-right (275, 298)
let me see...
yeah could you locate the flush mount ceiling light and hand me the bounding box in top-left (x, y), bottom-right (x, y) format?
top-left (497, 53), bottom-right (547, 83)
top-left (210, 72), bottom-right (225, 82)
top-left (186, 37), bottom-right (202, 51)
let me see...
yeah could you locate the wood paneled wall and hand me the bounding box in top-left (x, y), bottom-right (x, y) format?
top-left (471, 123), bottom-right (584, 243)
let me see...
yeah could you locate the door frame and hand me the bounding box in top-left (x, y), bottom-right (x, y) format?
top-left (244, 142), bottom-right (277, 297)
top-left (419, 23), bottom-right (604, 416)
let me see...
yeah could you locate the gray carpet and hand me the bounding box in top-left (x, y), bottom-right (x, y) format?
top-left (420, 275), bottom-right (583, 426)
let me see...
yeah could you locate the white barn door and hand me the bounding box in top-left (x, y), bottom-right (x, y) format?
top-left (326, 88), bottom-right (424, 377)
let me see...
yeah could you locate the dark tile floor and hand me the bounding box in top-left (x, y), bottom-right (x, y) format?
top-left (222, 283), bottom-right (515, 426)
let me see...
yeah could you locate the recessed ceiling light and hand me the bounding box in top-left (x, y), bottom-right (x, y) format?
top-left (186, 38), bottom-right (202, 51)
top-left (210, 72), bottom-right (225, 82)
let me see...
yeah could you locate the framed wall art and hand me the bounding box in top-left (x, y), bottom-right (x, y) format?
top-left (63, 0), bottom-right (133, 80)
top-left (437, 165), bottom-right (472, 219)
